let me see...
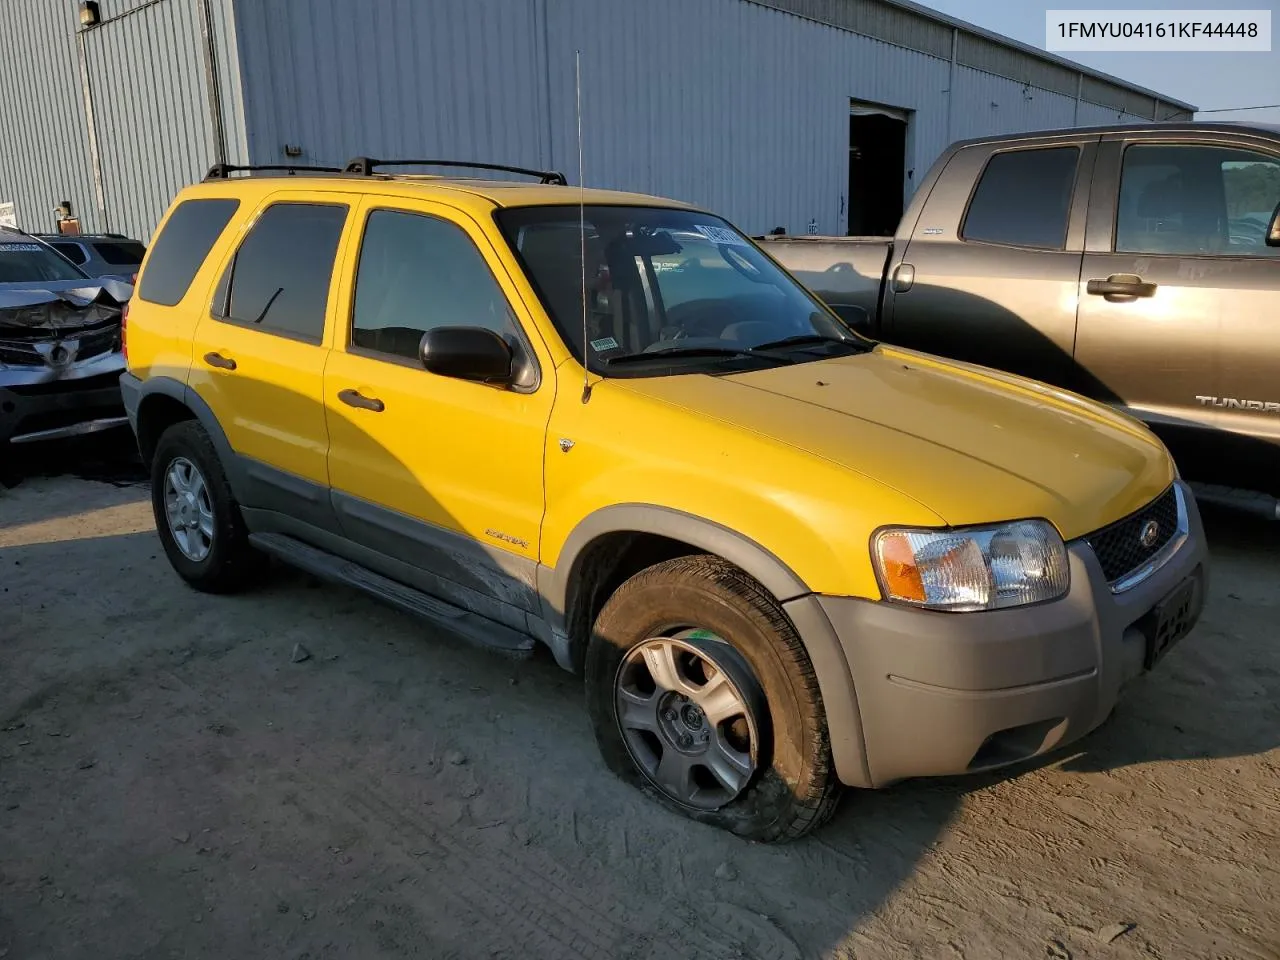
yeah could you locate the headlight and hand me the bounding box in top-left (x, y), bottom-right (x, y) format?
top-left (872, 520), bottom-right (1069, 612)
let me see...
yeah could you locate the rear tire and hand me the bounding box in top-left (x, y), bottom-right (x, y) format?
top-left (150, 420), bottom-right (263, 593)
top-left (585, 555), bottom-right (841, 842)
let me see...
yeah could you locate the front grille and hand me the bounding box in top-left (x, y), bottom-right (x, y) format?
top-left (1084, 485), bottom-right (1180, 584)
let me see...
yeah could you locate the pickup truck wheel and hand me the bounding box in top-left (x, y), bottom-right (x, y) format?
top-left (585, 555), bottom-right (841, 842)
top-left (151, 421), bottom-right (263, 594)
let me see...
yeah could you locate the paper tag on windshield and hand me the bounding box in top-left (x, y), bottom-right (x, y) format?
top-left (0, 242), bottom-right (44, 252)
top-left (694, 225), bottom-right (747, 247)
top-left (590, 336), bottom-right (619, 352)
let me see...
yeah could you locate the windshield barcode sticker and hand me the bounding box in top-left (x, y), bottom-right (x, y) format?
top-left (694, 225), bottom-right (748, 247)
top-left (0, 242), bottom-right (45, 252)
top-left (590, 336), bottom-right (619, 352)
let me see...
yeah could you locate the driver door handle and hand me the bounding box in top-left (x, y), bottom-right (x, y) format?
top-left (338, 388), bottom-right (385, 413)
top-left (1086, 275), bottom-right (1157, 301)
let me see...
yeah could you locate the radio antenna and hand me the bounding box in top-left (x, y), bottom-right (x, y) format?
top-left (576, 50), bottom-right (593, 404)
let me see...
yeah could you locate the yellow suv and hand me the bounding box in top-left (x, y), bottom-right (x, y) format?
top-left (121, 159), bottom-right (1208, 841)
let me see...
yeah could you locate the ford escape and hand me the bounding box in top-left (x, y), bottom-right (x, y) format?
top-left (120, 160), bottom-right (1208, 841)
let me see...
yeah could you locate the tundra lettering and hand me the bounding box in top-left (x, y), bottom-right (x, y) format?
top-left (1196, 396), bottom-right (1280, 414)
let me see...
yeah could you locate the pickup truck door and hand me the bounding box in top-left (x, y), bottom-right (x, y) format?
top-left (322, 196), bottom-right (556, 620)
top-left (1076, 132), bottom-right (1280, 456)
top-left (882, 136), bottom-right (1097, 394)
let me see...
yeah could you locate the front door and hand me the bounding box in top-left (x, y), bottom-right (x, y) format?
top-left (323, 197), bottom-right (556, 617)
top-left (188, 195), bottom-right (351, 529)
top-left (1075, 135), bottom-right (1280, 485)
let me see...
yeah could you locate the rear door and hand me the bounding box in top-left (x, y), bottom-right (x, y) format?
top-left (1076, 132), bottom-right (1280, 457)
top-left (883, 136), bottom-right (1097, 393)
top-left (188, 192), bottom-right (353, 531)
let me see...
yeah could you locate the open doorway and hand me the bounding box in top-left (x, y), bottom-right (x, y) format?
top-left (847, 100), bottom-right (908, 236)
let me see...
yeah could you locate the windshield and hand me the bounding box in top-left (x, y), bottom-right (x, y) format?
top-left (496, 205), bottom-right (869, 375)
top-left (0, 237), bottom-right (90, 283)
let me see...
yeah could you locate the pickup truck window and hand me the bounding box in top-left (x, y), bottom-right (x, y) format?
top-left (1117, 143), bottom-right (1280, 257)
top-left (496, 205), bottom-right (859, 376)
top-left (350, 208), bottom-right (523, 361)
top-left (216, 201), bottom-right (348, 343)
top-left (961, 147), bottom-right (1079, 250)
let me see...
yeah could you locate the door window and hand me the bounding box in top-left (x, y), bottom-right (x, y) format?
top-left (961, 147), bottom-right (1080, 250)
top-left (215, 201), bottom-right (348, 342)
top-left (1116, 143), bottom-right (1280, 257)
top-left (350, 209), bottom-right (523, 362)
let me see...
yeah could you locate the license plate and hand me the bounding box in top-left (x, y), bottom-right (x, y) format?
top-left (1144, 576), bottom-right (1197, 670)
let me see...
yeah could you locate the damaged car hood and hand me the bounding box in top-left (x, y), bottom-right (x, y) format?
top-left (0, 279), bottom-right (133, 331)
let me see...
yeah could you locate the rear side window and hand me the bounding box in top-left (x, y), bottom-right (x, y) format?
top-left (139, 198), bottom-right (240, 305)
top-left (93, 239), bottom-right (147, 265)
top-left (961, 147), bottom-right (1080, 250)
top-left (49, 241), bottom-right (88, 265)
top-left (217, 202), bottom-right (348, 343)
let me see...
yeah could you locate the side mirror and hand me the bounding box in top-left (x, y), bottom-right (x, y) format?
top-left (1267, 200), bottom-right (1280, 247)
top-left (419, 326), bottom-right (513, 383)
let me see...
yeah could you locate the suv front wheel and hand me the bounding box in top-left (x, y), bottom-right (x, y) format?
top-left (585, 556), bottom-right (842, 841)
top-left (150, 420), bottom-right (263, 593)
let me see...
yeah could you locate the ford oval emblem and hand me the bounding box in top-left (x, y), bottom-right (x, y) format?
top-left (1139, 519), bottom-right (1160, 549)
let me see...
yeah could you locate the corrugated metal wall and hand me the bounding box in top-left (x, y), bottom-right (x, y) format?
top-left (0, 1), bottom-right (96, 235)
top-left (0, 0), bottom-right (246, 241)
top-left (232, 0), bottom-right (1174, 236)
top-left (231, 0), bottom-right (548, 173)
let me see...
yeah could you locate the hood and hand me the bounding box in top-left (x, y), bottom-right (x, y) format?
top-left (617, 345), bottom-right (1173, 540)
top-left (0, 279), bottom-right (131, 332)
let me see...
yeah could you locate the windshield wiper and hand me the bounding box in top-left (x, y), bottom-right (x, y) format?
top-left (747, 333), bottom-right (857, 353)
top-left (603, 345), bottom-right (752, 366)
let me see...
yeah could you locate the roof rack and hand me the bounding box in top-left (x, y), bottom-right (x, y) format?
top-left (203, 163), bottom-right (343, 181)
top-left (342, 157), bottom-right (568, 185)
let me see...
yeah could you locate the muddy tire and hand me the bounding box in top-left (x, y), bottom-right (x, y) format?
top-left (150, 420), bottom-right (263, 593)
top-left (585, 555), bottom-right (841, 842)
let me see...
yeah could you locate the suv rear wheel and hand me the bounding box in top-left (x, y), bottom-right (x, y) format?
top-left (151, 420), bottom-right (263, 593)
top-left (585, 555), bottom-right (841, 841)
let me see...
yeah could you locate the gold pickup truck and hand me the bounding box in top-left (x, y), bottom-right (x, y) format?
top-left (120, 159), bottom-right (1208, 841)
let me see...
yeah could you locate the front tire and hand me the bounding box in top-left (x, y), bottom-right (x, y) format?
top-left (150, 420), bottom-right (263, 593)
top-left (585, 555), bottom-right (841, 842)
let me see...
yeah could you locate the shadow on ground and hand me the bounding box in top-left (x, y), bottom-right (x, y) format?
top-left (0, 486), bottom-right (1276, 958)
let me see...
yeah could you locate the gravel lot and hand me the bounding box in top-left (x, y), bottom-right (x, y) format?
top-left (1, 445), bottom-right (1277, 960)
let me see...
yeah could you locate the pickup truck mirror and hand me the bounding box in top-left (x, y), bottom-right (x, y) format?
top-left (419, 326), bottom-right (513, 384)
top-left (1267, 201), bottom-right (1280, 247)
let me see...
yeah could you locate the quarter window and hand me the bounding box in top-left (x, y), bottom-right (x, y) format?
top-left (216, 202), bottom-right (348, 342)
top-left (139, 198), bottom-right (239, 305)
top-left (1116, 143), bottom-right (1280, 257)
top-left (350, 209), bottom-right (522, 361)
top-left (961, 147), bottom-right (1080, 250)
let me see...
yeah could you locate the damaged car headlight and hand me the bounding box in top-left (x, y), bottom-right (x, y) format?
top-left (872, 520), bottom-right (1069, 612)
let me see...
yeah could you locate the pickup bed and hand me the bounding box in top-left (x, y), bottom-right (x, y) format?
top-left (761, 121), bottom-right (1280, 510)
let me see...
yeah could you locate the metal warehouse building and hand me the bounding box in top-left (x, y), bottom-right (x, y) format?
top-left (0, 0), bottom-right (1195, 242)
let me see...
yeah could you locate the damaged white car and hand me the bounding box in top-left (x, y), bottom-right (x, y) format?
top-left (0, 228), bottom-right (131, 447)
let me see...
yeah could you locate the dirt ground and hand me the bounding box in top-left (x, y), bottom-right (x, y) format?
top-left (1, 445), bottom-right (1277, 960)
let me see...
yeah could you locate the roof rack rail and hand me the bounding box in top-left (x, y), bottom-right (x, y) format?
top-left (342, 157), bottom-right (568, 185)
top-left (203, 163), bottom-right (343, 181)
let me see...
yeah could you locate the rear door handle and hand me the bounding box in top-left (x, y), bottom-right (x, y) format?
top-left (338, 388), bottom-right (385, 413)
top-left (203, 351), bottom-right (237, 371)
top-left (1086, 275), bottom-right (1157, 300)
